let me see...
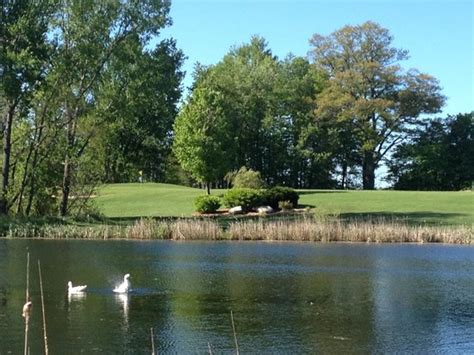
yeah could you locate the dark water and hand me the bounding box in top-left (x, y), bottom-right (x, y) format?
top-left (0, 240), bottom-right (473, 354)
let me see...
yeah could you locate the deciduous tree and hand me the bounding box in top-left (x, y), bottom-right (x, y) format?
top-left (0, 1), bottom-right (54, 214)
top-left (51, 0), bottom-right (172, 215)
top-left (310, 21), bottom-right (445, 189)
top-left (173, 86), bottom-right (233, 194)
top-left (388, 112), bottom-right (473, 190)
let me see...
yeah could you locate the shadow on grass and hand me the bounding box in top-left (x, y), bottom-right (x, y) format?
top-left (339, 211), bottom-right (471, 226)
top-left (101, 211), bottom-right (313, 228)
top-left (101, 215), bottom-right (179, 226)
top-left (297, 190), bottom-right (348, 195)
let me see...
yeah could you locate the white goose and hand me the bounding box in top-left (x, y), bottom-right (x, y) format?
top-left (113, 273), bottom-right (131, 293)
top-left (68, 281), bottom-right (87, 294)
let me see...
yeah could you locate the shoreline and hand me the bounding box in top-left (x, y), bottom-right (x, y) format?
top-left (1, 217), bottom-right (472, 244)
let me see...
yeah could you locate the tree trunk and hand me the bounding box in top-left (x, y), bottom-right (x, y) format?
top-left (206, 182), bottom-right (210, 195)
top-left (60, 116), bottom-right (76, 216)
top-left (16, 142), bottom-right (34, 214)
top-left (60, 158), bottom-right (71, 216)
top-left (362, 152), bottom-right (376, 190)
top-left (0, 103), bottom-right (16, 214)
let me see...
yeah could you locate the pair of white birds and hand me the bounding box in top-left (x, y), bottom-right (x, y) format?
top-left (67, 273), bottom-right (131, 294)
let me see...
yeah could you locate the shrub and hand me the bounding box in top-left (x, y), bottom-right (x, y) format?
top-left (222, 188), bottom-right (264, 212)
top-left (278, 200), bottom-right (293, 211)
top-left (264, 186), bottom-right (299, 209)
top-left (228, 166), bottom-right (265, 189)
top-left (194, 195), bottom-right (221, 213)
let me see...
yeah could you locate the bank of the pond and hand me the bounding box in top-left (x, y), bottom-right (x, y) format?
top-left (2, 218), bottom-right (472, 244)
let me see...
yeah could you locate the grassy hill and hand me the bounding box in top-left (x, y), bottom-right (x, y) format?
top-left (94, 183), bottom-right (473, 226)
top-left (96, 183), bottom-right (204, 217)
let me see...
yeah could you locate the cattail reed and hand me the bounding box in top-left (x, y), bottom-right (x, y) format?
top-left (3, 217), bottom-right (472, 244)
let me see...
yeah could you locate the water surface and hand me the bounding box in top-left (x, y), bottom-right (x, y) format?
top-left (0, 240), bottom-right (472, 353)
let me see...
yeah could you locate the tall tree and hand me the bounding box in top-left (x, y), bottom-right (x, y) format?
top-left (310, 21), bottom-right (445, 189)
top-left (278, 56), bottom-right (334, 188)
top-left (173, 86), bottom-right (233, 194)
top-left (214, 36), bottom-right (279, 177)
top-left (0, 1), bottom-right (54, 214)
top-left (51, 0), bottom-right (172, 215)
top-left (176, 37), bottom-right (329, 189)
top-left (96, 37), bottom-right (184, 183)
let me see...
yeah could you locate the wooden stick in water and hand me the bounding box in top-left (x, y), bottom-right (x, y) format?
top-left (26, 252), bottom-right (30, 301)
top-left (38, 260), bottom-right (49, 355)
top-left (150, 327), bottom-right (155, 355)
top-left (23, 252), bottom-right (30, 355)
top-left (230, 310), bottom-right (239, 355)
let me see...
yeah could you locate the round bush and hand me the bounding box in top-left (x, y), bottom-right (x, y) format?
top-left (194, 195), bottom-right (221, 213)
top-left (222, 188), bottom-right (264, 212)
top-left (232, 167), bottom-right (265, 189)
top-left (264, 187), bottom-right (299, 209)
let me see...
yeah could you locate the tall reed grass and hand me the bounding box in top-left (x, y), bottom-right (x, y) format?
top-left (2, 217), bottom-right (472, 244)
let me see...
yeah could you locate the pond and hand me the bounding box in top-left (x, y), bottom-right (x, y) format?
top-left (0, 239), bottom-right (473, 353)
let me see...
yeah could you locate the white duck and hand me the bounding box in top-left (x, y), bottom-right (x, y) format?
top-left (68, 281), bottom-right (87, 294)
top-left (113, 273), bottom-right (131, 293)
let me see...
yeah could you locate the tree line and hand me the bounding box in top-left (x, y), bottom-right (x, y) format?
top-left (1, 2), bottom-right (471, 217)
top-left (1, 1), bottom-right (183, 216)
top-left (174, 22), bottom-right (458, 192)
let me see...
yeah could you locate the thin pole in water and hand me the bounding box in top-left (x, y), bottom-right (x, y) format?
top-left (23, 252), bottom-right (30, 355)
top-left (150, 327), bottom-right (155, 355)
top-left (230, 310), bottom-right (239, 355)
top-left (38, 260), bottom-right (48, 355)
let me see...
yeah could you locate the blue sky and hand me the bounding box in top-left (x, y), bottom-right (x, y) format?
top-left (161, 0), bottom-right (473, 116)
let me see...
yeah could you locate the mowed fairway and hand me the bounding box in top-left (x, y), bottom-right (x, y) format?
top-left (299, 190), bottom-right (473, 225)
top-left (95, 183), bottom-right (473, 225)
top-left (96, 183), bottom-right (206, 217)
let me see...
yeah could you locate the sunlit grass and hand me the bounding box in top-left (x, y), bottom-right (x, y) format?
top-left (94, 183), bottom-right (473, 226)
top-left (299, 189), bottom-right (474, 225)
top-left (95, 183), bottom-right (207, 217)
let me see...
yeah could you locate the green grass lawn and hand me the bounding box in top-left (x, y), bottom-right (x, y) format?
top-left (299, 190), bottom-right (473, 225)
top-left (95, 183), bottom-right (206, 217)
top-left (94, 183), bottom-right (473, 226)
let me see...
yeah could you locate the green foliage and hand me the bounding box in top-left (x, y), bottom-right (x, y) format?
top-left (97, 38), bottom-right (184, 183)
top-left (0, 0), bottom-right (178, 216)
top-left (310, 21), bottom-right (445, 189)
top-left (181, 37), bottom-right (329, 189)
top-left (278, 200), bottom-right (294, 211)
top-left (222, 188), bottom-right (264, 211)
top-left (194, 195), bottom-right (221, 213)
top-left (263, 186), bottom-right (299, 209)
top-left (0, 1), bottom-right (56, 214)
top-left (173, 86), bottom-right (233, 190)
top-left (388, 112), bottom-right (474, 190)
top-left (162, 152), bottom-right (194, 186)
top-left (230, 167), bottom-right (265, 189)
